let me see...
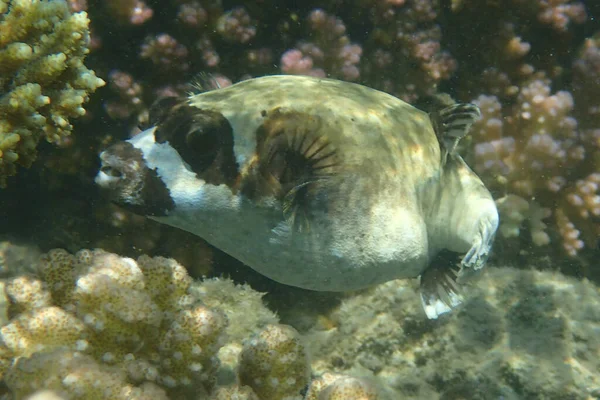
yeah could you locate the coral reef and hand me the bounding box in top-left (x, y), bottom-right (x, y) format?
top-left (0, 248), bottom-right (225, 397)
top-left (0, 0), bottom-right (588, 261)
top-left (305, 373), bottom-right (379, 400)
top-left (1, 1), bottom-right (599, 398)
top-left (300, 266), bottom-right (600, 399)
top-left (0, 247), bottom-right (377, 399)
top-left (0, 0), bottom-right (104, 187)
top-left (470, 77), bottom-right (598, 256)
top-left (238, 324), bottom-right (311, 400)
top-left (281, 9), bottom-right (362, 81)
top-left (1, 0), bottom-right (595, 261)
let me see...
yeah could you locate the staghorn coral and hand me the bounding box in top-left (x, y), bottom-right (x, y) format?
top-left (0, 0), bottom-right (104, 187)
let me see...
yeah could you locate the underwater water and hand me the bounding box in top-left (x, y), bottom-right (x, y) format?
top-left (0, 0), bottom-right (599, 399)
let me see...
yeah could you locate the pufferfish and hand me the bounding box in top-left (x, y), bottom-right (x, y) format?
top-left (95, 75), bottom-right (499, 319)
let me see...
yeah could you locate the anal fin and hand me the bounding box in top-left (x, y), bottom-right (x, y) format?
top-left (419, 251), bottom-right (464, 319)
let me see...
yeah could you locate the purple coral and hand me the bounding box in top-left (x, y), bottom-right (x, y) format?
top-left (140, 34), bottom-right (190, 72)
top-left (216, 7), bottom-right (257, 43)
top-left (280, 9), bottom-right (362, 81)
top-left (177, 1), bottom-right (208, 28)
top-left (104, 70), bottom-right (144, 121)
top-left (536, 0), bottom-right (587, 32)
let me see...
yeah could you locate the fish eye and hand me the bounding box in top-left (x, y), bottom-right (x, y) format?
top-left (101, 166), bottom-right (123, 178)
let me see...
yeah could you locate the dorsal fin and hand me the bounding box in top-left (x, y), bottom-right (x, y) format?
top-left (430, 103), bottom-right (481, 164)
top-left (189, 72), bottom-right (223, 95)
top-left (242, 108), bottom-right (339, 232)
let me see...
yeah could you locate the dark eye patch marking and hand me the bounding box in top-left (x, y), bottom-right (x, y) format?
top-left (241, 108), bottom-right (340, 232)
top-left (143, 96), bottom-right (184, 130)
top-left (153, 102), bottom-right (239, 187)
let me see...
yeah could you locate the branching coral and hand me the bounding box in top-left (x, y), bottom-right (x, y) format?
top-left (280, 9), bottom-right (362, 81)
top-left (470, 76), bottom-right (598, 256)
top-left (350, 0), bottom-right (456, 102)
top-left (0, 0), bottom-right (104, 187)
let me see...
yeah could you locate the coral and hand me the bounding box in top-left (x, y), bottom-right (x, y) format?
top-left (104, 70), bottom-right (145, 122)
top-left (495, 195), bottom-right (551, 246)
top-left (0, 0), bottom-right (104, 187)
top-left (533, 0), bottom-right (587, 32)
top-left (469, 78), bottom-right (598, 256)
top-left (210, 385), bottom-right (259, 400)
top-left (103, 0), bottom-right (153, 26)
top-left (216, 7), bottom-right (257, 44)
top-left (281, 9), bottom-right (362, 81)
top-left (305, 373), bottom-right (378, 400)
top-left (356, 0), bottom-right (456, 102)
top-left (0, 248), bottom-right (226, 397)
top-left (301, 266), bottom-right (600, 399)
top-left (190, 278), bottom-right (278, 344)
top-left (6, 349), bottom-right (169, 400)
top-left (448, 0), bottom-right (587, 101)
top-left (573, 33), bottom-right (600, 127)
top-left (140, 34), bottom-right (190, 73)
top-left (0, 241), bottom-right (41, 278)
top-left (238, 324), bottom-right (311, 400)
top-left (0, 247), bottom-right (379, 399)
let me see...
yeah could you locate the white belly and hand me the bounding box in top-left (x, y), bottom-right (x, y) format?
top-left (152, 192), bottom-right (430, 291)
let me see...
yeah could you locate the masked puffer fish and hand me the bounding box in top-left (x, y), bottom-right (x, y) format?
top-left (95, 75), bottom-right (499, 319)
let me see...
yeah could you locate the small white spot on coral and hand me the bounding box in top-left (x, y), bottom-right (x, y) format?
top-left (75, 340), bottom-right (88, 351)
top-left (189, 362), bottom-right (203, 372)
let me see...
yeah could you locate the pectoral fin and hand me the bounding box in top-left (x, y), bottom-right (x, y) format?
top-left (430, 103), bottom-right (481, 164)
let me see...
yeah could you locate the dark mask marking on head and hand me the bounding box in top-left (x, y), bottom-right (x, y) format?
top-left (153, 103), bottom-right (239, 187)
top-left (97, 141), bottom-right (175, 217)
top-left (143, 96), bottom-right (185, 130)
top-left (241, 108), bottom-right (340, 232)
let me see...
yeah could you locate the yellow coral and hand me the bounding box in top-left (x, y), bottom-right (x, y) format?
top-left (210, 385), bottom-right (259, 400)
top-left (0, 0), bottom-right (104, 187)
top-left (305, 373), bottom-right (378, 400)
top-left (0, 249), bottom-right (227, 398)
top-left (238, 324), bottom-right (311, 400)
top-left (5, 349), bottom-right (169, 400)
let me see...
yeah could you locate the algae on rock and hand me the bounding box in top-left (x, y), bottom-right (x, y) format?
top-left (0, 0), bottom-right (104, 187)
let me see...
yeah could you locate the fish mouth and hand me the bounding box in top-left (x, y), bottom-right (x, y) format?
top-left (95, 152), bottom-right (124, 189)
